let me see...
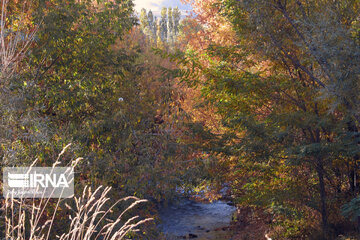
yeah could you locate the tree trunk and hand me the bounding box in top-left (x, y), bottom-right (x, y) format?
top-left (347, 120), bottom-right (359, 194)
top-left (316, 160), bottom-right (328, 238)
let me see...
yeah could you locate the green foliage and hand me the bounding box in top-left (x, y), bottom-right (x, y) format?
top-left (172, 7), bottom-right (181, 36)
top-left (3, 0), bottom-right (360, 238)
top-left (0, 0), bottom-right (192, 202)
top-left (342, 196), bottom-right (360, 222)
top-left (169, 0), bottom-right (360, 237)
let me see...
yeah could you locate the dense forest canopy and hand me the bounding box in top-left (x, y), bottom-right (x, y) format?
top-left (0, 0), bottom-right (360, 239)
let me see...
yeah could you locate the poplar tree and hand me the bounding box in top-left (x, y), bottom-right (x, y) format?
top-left (167, 7), bottom-right (173, 44)
top-left (147, 10), bottom-right (156, 42)
top-left (156, 18), bottom-right (163, 47)
top-left (172, 6), bottom-right (181, 37)
top-left (160, 7), bottom-right (168, 42)
top-left (139, 8), bottom-right (149, 35)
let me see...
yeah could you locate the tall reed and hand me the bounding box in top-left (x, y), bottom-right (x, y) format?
top-left (3, 144), bottom-right (153, 239)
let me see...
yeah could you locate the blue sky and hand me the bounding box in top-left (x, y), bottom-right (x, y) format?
top-left (133, 0), bottom-right (192, 16)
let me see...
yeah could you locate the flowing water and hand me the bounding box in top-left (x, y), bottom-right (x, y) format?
top-left (158, 199), bottom-right (236, 239)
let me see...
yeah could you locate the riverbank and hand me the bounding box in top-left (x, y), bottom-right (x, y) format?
top-left (229, 207), bottom-right (271, 240)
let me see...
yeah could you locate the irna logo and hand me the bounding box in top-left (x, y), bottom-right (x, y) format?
top-left (8, 172), bottom-right (69, 188)
top-left (3, 167), bottom-right (74, 198)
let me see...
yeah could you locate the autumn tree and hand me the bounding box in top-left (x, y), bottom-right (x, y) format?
top-left (175, 0), bottom-right (360, 238)
top-left (0, 0), bottom-right (192, 203)
top-left (0, 0), bottom-right (45, 166)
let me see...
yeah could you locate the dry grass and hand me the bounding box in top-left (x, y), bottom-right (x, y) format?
top-left (4, 186), bottom-right (153, 240)
top-left (3, 144), bottom-right (153, 240)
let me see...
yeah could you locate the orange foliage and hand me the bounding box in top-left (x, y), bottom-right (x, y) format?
top-left (181, 0), bottom-right (236, 48)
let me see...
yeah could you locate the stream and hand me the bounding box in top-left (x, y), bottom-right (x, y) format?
top-left (158, 199), bottom-right (236, 239)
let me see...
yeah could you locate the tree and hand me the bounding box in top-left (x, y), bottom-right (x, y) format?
top-left (220, 0), bottom-right (359, 235)
top-left (167, 7), bottom-right (173, 44)
top-left (0, 0), bottom-right (190, 202)
top-left (139, 6), bottom-right (181, 46)
top-left (160, 7), bottom-right (167, 42)
top-left (139, 8), bottom-right (149, 34)
top-left (0, 0), bottom-right (47, 167)
top-left (147, 10), bottom-right (156, 42)
top-left (172, 7), bottom-right (181, 37)
top-left (176, 0), bottom-right (360, 238)
top-left (156, 17), bottom-right (163, 47)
